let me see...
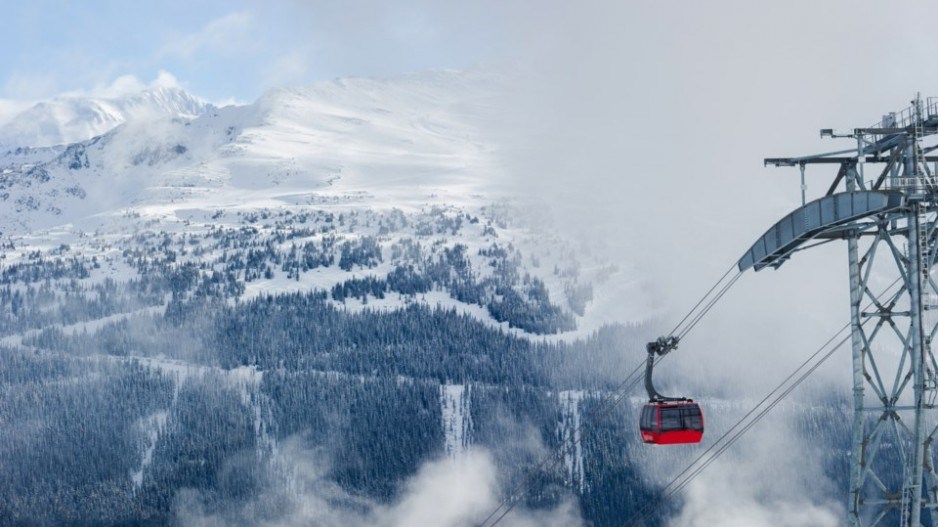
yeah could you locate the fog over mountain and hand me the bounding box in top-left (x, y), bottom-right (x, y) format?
top-left (0, 67), bottom-right (668, 526)
top-left (0, 73), bottom-right (213, 150)
top-left (0, 58), bottom-right (888, 526)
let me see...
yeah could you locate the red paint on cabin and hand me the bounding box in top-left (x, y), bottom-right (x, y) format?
top-left (639, 401), bottom-right (704, 445)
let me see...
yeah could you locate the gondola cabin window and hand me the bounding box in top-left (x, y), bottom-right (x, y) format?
top-left (660, 407), bottom-right (682, 430)
top-left (682, 406), bottom-right (703, 430)
top-left (640, 406), bottom-right (655, 430)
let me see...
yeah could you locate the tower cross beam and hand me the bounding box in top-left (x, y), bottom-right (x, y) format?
top-left (752, 96), bottom-right (938, 527)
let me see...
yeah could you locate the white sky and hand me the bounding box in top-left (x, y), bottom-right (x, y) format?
top-left (479, 0), bottom-right (938, 394)
top-left (7, 0), bottom-right (938, 376)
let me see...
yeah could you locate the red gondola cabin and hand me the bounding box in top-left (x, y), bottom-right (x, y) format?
top-left (639, 401), bottom-right (704, 445)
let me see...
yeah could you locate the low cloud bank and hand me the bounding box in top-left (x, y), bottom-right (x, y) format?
top-left (661, 413), bottom-right (841, 527)
top-left (175, 442), bottom-right (583, 527)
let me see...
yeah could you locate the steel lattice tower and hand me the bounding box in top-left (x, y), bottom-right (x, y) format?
top-left (742, 95), bottom-right (938, 526)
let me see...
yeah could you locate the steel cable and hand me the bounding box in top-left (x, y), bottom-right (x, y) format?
top-left (624, 277), bottom-right (900, 527)
top-left (479, 234), bottom-right (843, 527)
top-left (477, 263), bottom-right (748, 527)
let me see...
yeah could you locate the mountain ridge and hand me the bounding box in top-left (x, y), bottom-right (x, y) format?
top-left (0, 68), bottom-right (651, 340)
top-left (0, 85), bottom-right (215, 150)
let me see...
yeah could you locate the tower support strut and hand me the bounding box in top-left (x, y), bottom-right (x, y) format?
top-left (757, 95), bottom-right (938, 526)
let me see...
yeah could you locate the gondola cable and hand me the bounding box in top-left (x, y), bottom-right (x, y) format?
top-left (625, 276), bottom-right (901, 527)
top-left (627, 327), bottom-right (854, 526)
top-left (667, 262), bottom-right (740, 338)
top-left (479, 239), bottom-right (843, 527)
top-left (476, 263), bottom-right (746, 527)
top-left (480, 267), bottom-right (899, 527)
top-left (475, 360), bottom-right (648, 527)
top-left (638, 268), bottom-right (745, 446)
top-left (676, 270), bottom-right (744, 340)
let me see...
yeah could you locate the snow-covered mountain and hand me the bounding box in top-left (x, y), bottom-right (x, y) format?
top-left (0, 70), bottom-right (853, 526)
top-left (0, 85), bottom-right (214, 150)
top-left (0, 68), bottom-right (649, 338)
top-left (0, 70), bottom-right (499, 233)
top-left (0, 69), bottom-right (663, 525)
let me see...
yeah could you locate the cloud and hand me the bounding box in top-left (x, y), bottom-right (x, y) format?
top-left (159, 11), bottom-right (257, 61)
top-left (0, 70), bottom-right (184, 128)
top-left (481, 2), bottom-right (938, 522)
top-left (2, 71), bottom-right (59, 101)
top-left (95, 75), bottom-right (148, 97)
top-left (262, 51), bottom-right (314, 92)
top-left (663, 413), bottom-right (840, 527)
top-left (0, 99), bottom-right (35, 128)
top-left (381, 451), bottom-right (500, 526)
top-left (84, 70), bottom-right (182, 99)
top-left (175, 441), bottom-right (583, 527)
top-left (152, 70), bottom-right (183, 89)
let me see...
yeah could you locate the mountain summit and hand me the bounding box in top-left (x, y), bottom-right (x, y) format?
top-left (0, 85), bottom-right (214, 150)
top-left (0, 69), bottom-right (505, 236)
top-left (0, 68), bottom-right (646, 336)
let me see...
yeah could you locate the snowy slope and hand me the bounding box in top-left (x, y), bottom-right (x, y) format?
top-left (0, 70), bottom-right (503, 234)
top-left (0, 69), bottom-right (653, 338)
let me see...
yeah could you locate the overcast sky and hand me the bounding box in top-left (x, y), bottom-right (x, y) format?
top-left (5, 1), bottom-right (938, 109)
top-left (8, 1), bottom-right (938, 368)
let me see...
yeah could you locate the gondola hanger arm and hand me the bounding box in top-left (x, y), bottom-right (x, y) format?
top-left (645, 335), bottom-right (688, 402)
